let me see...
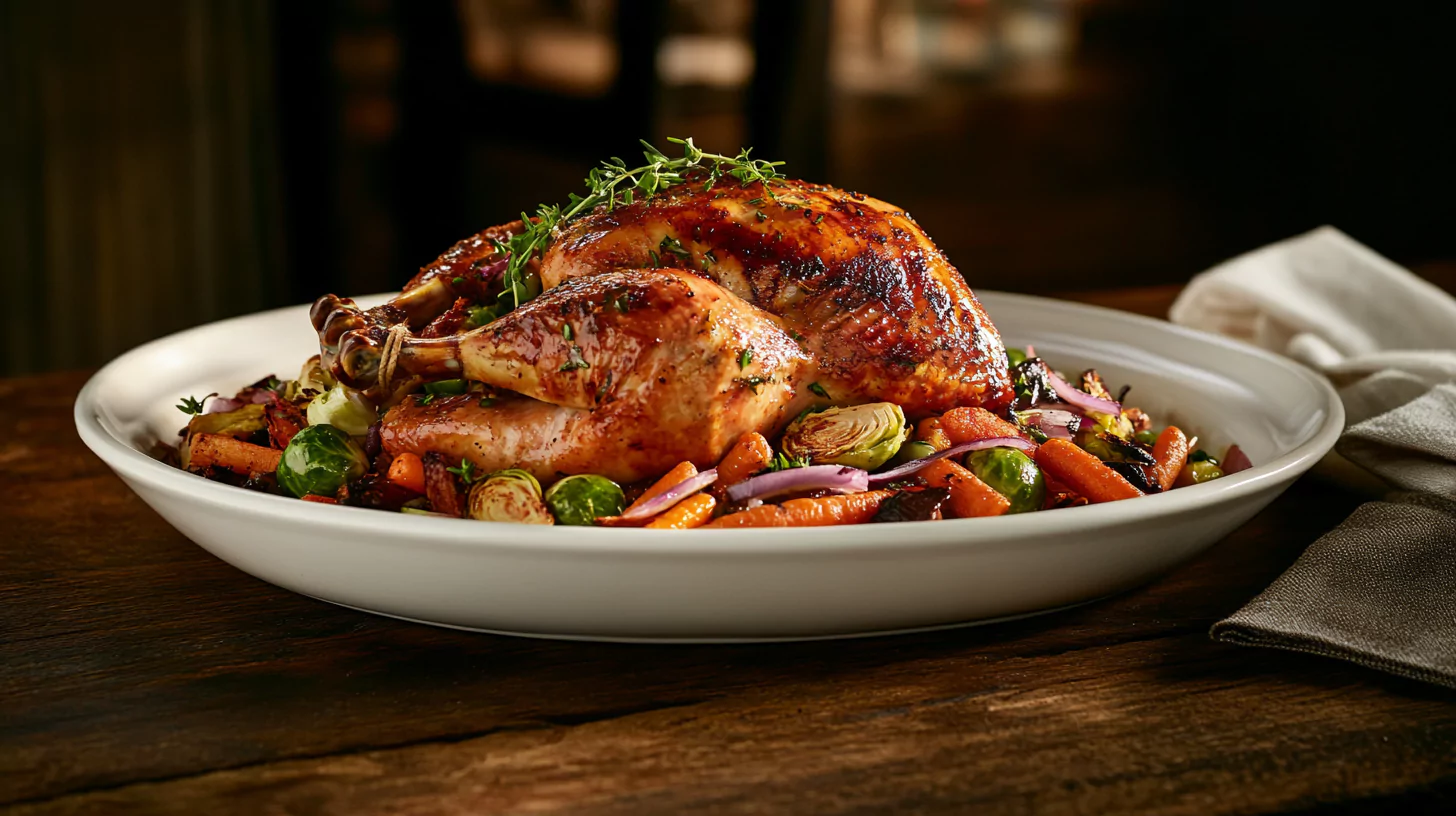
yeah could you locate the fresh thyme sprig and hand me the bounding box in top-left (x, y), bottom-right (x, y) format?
top-left (484, 138), bottom-right (786, 320)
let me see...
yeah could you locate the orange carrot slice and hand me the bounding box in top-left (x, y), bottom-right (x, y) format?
top-left (918, 459), bottom-right (1010, 518)
top-left (706, 490), bottom-right (892, 528)
top-left (915, 418), bottom-right (953, 452)
top-left (939, 407), bottom-right (1026, 445)
top-left (1150, 426), bottom-right (1189, 492)
top-left (627, 461), bottom-right (698, 513)
top-left (188, 433), bottom-right (283, 476)
top-left (717, 432), bottom-right (774, 488)
top-left (645, 494), bottom-right (717, 529)
top-left (1035, 438), bottom-right (1142, 503)
top-left (387, 452), bottom-right (426, 494)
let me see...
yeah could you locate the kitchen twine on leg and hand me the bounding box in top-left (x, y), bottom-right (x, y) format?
top-left (378, 323), bottom-right (410, 393)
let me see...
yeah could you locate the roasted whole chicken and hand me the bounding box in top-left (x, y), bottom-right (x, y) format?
top-left (311, 173), bottom-right (1012, 483)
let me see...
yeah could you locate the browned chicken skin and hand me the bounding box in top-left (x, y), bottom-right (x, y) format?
top-left (311, 174), bottom-right (1011, 482)
top-left (380, 270), bottom-right (809, 483)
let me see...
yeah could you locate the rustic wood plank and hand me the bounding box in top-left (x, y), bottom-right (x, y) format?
top-left (4, 288), bottom-right (1454, 814)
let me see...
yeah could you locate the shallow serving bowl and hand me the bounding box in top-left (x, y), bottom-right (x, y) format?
top-left (74, 292), bottom-right (1343, 642)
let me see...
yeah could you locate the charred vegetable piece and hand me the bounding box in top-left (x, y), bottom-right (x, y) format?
top-left (1078, 429), bottom-right (1157, 466)
top-left (545, 474), bottom-right (626, 526)
top-left (181, 404), bottom-right (269, 468)
top-left (780, 402), bottom-right (907, 470)
top-left (469, 469), bottom-right (554, 524)
top-left (306, 384), bottom-right (376, 436)
top-left (1104, 461), bottom-right (1161, 494)
top-left (276, 424), bottom-right (369, 498)
top-left (965, 448), bottom-right (1046, 514)
top-left (887, 440), bottom-right (938, 469)
top-left (299, 355), bottom-right (335, 392)
top-left (1010, 358), bottom-right (1054, 410)
top-left (872, 487), bottom-right (950, 523)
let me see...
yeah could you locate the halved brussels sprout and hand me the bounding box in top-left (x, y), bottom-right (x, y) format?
top-left (307, 384), bottom-right (376, 436)
top-left (277, 424), bottom-right (369, 498)
top-left (1077, 428), bottom-right (1156, 465)
top-left (965, 448), bottom-right (1046, 514)
top-left (887, 440), bottom-right (938, 469)
top-left (781, 402), bottom-right (907, 470)
top-left (299, 355), bottom-right (336, 393)
top-left (544, 474), bottom-right (625, 526)
top-left (468, 469), bottom-right (554, 525)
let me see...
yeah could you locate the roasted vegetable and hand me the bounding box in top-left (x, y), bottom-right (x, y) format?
top-left (306, 384), bottom-right (376, 436)
top-left (780, 402), bottom-right (907, 470)
top-left (544, 474), bottom-right (626, 526)
top-left (468, 469), bottom-right (554, 524)
top-left (1176, 459), bottom-right (1225, 487)
top-left (965, 447), bottom-right (1046, 514)
top-left (1005, 347), bottom-right (1028, 368)
top-left (1134, 429), bottom-right (1160, 447)
top-left (887, 440), bottom-right (938, 469)
top-left (276, 424), bottom-right (369, 498)
top-left (871, 487), bottom-right (950, 523)
top-left (179, 404), bottom-right (268, 469)
top-left (1078, 427), bottom-right (1157, 466)
top-left (299, 355), bottom-right (335, 392)
top-left (1009, 358), bottom-right (1054, 410)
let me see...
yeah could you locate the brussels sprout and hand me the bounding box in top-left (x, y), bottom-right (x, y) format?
top-left (1077, 428), bottom-right (1156, 465)
top-left (306, 384), bottom-right (376, 436)
top-left (1176, 460), bottom-right (1225, 487)
top-left (277, 424), bottom-right (369, 498)
top-left (299, 355), bottom-right (336, 393)
top-left (544, 474), bottom-right (625, 526)
top-left (469, 469), bottom-right (554, 525)
top-left (1134, 429), bottom-right (1159, 447)
top-left (888, 440), bottom-right (938, 469)
top-left (781, 402), bottom-right (907, 470)
top-left (1005, 347), bottom-right (1027, 368)
top-left (965, 448), bottom-right (1046, 514)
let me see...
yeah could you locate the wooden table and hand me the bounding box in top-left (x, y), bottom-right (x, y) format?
top-left (3, 286), bottom-right (1454, 815)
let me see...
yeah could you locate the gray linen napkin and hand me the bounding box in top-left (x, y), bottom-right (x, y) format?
top-left (1210, 384), bottom-right (1456, 689)
top-left (1171, 228), bottom-right (1456, 688)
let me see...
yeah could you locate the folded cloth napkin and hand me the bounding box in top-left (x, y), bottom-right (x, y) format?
top-left (1170, 226), bottom-right (1456, 688)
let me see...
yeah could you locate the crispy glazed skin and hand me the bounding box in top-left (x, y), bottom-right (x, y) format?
top-left (380, 270), bottom-right (811, 483)
top-left (540, 177), bottom-right (1012, 416)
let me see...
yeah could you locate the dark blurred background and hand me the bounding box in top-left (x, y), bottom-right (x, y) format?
top-left (3, 0), bottom-right (1454, 376)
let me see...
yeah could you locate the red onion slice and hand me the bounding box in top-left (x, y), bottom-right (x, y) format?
top-left (868, 436), bottom-right (1037, 485)
top-left (1045, 368), bottom-right (1121, 416)
top-left (725, 465), bottom-right (870, 504)
top-left (1016, 408), bottom-right (1081, 441)
top-left (1223, 445), bottom-right (1253, 474)
top-left (617, 468), bottom-right (719, 520)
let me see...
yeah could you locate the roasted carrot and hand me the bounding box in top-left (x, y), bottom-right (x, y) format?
top-left (646, 493), bottom-right (717, 529)
top-left (918, 459), bottom-right (1010, 518)
top-left (1150, 426), bottom-right (1189, 492)
top-left (300, 494), bottom-right (338, 504)
top-left (938, 407), bottom-right (1026, 445)
top-left (706, 490), bottom-right (892, 528)
top-left (716, 432), bottom-right (774, 487)
top-left (627, 461), bottom-right (698, 512)
top-left (1034, 438), bottom-right (1142, 503)
top-left (187, 433), bottom-right (283, 476)
top-left (915, 418), bottom-right (953, 452)
top-left (387, 452), bottom-right (426, 494)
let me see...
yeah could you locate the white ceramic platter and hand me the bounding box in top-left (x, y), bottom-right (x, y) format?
top-left (75, 292), bottom-right (1343, 642)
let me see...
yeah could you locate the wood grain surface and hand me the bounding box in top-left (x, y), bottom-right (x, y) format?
top-left (2, 288), bottom-right (1453, 815)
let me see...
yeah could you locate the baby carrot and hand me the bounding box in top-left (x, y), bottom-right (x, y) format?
top-left (939, 407), bottom-right (1026, 445)
top-left (387, 452), bottom-right (426, 494)
top-left (1150, 426), bottom-right (1189, 492)
top-left (645, 493), bottom-right (717, 529)
top-left (918, 459), bottom-right (1010, 518)
top-left (915, 418), bottom-right (953, 452)
top-left (706, 490), bottom-right (892, 528)
top-left (187, 433), bottom-right (283, 476)
top-left (716, 432), bottom-right (774, 487)
top-left (627, 461), bottom-right (698, 512)
top-left (1034, 439), bottom-right (1142, 503)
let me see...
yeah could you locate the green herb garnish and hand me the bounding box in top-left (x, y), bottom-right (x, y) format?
top-left (738, 347), bottom-right (753, 369)
top-left (446, 458), bottom-right (480, 484)
top-left (808, 382), bottom-right (829, 398)
top-left (176, 394), bottom-right (215, 415)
